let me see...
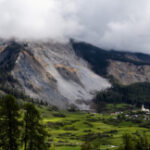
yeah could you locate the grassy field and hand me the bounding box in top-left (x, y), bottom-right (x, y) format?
top-left (36, 105), bottom-right (150, 150)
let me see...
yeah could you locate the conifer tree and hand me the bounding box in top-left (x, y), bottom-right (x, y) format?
top-left (23, 103), bottom-right (48, 150)
top-left (118, 132), bottom-right (150, 150)
top-left (0, 95), bottom-right (21, 150)
top-left (135, 132), bottom-right (150, 150)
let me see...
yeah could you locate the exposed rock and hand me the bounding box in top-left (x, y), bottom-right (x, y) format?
top-left (0, 40), bottom-right (111, 109)
top-left (108, 60), bottom-right (150, 85)
top-left (55, 64), bottom-right (82, 85)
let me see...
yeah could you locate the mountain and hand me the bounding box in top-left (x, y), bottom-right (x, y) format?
top-left (0, 40), bottom-right (110, 109)
top-left (72, 41), bottom-right (150, 85)
top-left (1, 39), bottom-right (150, 110)
top-left (72, 41), bottom-right (150, 110)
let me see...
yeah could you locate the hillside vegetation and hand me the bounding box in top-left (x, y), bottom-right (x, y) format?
top-left (0, 94), bottom-right (150, 150)
top-left (94, 82), bottom-right (150, 112)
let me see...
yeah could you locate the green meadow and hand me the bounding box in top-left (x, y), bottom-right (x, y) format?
top-left (37, 106), bottom-right (150, 150)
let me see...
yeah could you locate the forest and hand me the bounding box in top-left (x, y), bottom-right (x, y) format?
top-left (0, 94), bottom-right (150, 150)
top-left (94, 82), bottom-right (150, 112)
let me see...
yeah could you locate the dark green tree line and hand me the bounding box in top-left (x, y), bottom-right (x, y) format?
top-left (94, 82), bottom-right (150, 112)
top-left (118, 132), bottom-right (150, 150)
top-left (0, 94), bottom-right (48, 150)
top-left (23, 103), bottom-right (48, 150)
top-left (0, 95), bottom-right (21, 150)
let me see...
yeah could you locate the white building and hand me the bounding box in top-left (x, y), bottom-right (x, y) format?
top-left (141, 105), bottom-right (149, 112)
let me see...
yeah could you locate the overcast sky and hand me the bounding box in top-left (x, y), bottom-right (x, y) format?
top-left (0, 0), bottom-right (150, 53)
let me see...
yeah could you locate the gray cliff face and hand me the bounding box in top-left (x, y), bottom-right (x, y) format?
top-left (108, 60), bottom-right (150, 85)
top-left (0, 40), bottom-right (111, 109)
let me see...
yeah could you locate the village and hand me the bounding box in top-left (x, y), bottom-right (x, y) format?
top-left (111, 104), bottom-right (150, 121)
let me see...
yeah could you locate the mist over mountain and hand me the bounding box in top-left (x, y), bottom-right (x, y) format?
top-left (1, 0), bottom-right (150, 53)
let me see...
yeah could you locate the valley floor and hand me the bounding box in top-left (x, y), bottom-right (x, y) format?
top-left (38, 106), bottom-right (150, 150)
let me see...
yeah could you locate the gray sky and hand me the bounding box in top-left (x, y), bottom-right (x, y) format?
top-left (0, 0), bottom-right (150, 53)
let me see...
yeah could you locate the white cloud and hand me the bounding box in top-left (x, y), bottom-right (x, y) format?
top-left (0, 0), bottom-right (150, 53)
top-left (0, 0), bottom-right (83, 41)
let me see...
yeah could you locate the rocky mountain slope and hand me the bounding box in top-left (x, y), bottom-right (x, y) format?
top-left (72, 41), bottom-right (150, 85)
top-left (1, 40), bottom-right (150, 110)
top-left (108, 60), bottom-right (150, 85)
top-left (0, 40), bottom-right (111, 109)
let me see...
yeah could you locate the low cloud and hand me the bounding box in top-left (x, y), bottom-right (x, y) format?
top-left (0, 0), bottom-right (150, 53)
top-left (0, 0), bottom-right (83, 41)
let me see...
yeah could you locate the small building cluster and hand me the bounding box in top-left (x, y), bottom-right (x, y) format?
top-left (141, 105), bottom-right (149, 112)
